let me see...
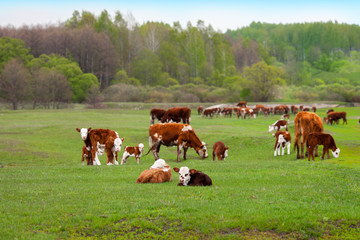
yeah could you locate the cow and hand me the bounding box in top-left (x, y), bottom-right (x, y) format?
top-left (76, 127), bottom-right (93, 165)
top-left (327, 109), bottom-right (334, 115)
top-left (263, 107), bottom-right (272, 116)
top-left (268, 120), bottom-right (288, 132)
top-left (197, 106), bottom-right (203, 115)
top-left (256, 104), bottom-right (265, 113)
top-left (281, 114), bottom-right (290, 120)
top-left (88, 128), bottom-right (125, 165)
top-left (147, 123), bottom-right (208, 162)
top-left (121, 143), bottom-right (145, 165)
top-left (273, 106), bottom-right (284, 115)
top-left (161, 107), bottom-right (191, 124)
top-left (81, 146), bottom-right (92, 165)
top-left (173, 167), bottom-right (212, 186)
top-left (241, 108), bottom-right (256, 119)
top-left (221, 108), bottom-right (232, 118)
top-left (233, 107), bottom-right (242, 118)
top-left (327, 112), bottom-right (347, 125)
top-left (136, 159), bottom-right (172, 183)
top-left (202, 108), bottom-right (220, 118)
top-left (150, 108), bottom-right (166, 125)
top-left (312, 106), bottom-right (317, 112)
top-left (306, 132), bottom-right (340, 161)
top-left (212, 141), bottom-right (229, 161)
top-left (273, 131), bottom-right (291, 156)
top-left (294, 111), bottom-right (323, 159)
top-left (236, 101), bottom-right (247, 108)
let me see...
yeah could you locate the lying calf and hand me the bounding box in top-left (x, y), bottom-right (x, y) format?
top-left (212, 141), bottom-right (229, 161)
top-left (273, 131), bottom-right (291, 156)
top-left (306, 132), bottom-right (340, 161)
top-left (268, 120), bottom-right (288, 132)
top-left (173, 167), bottom-right (212, 186)
top-left (121, 143), bottom-right (144, 165)
top-left (136, 159), bottom-right (172, 183)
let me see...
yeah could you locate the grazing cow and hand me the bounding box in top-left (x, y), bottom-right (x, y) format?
top-left (202, 108), bottom-right (220, 118)
top-left (150, 108), bottom-right (167, 125)
top-left (147, 123), bottom-right (208, 162)
top-left (299, 105), bottom-right (304, 111)
top-left (302, 108), bottom-right (310, 112)
top-left (327, 109), bottom-right (334, 115)
top-left (212, 141), bottom-right (229, 161)
top-left (136, 159), bottom-right (172, 183)
top-left (121, 143), bottom-right (145, 165)
top-left (263, 107), bottom-right (272, 116)
top-left (281, 114), bottom-right (290, 120)
top-left (221, 108), bottom-right (232, 118)
top-left (88, 128), bottom-right (125, 165)
top-left (236, 101), bottom-right (247, 107)
top-left (273, 105), bottom-right (285, 115)
top-left (81, 146), bottom-right (92, 165)
top-left (241, 108), bottom-right (256, 119)
top-left (327, 112), bottom-right (347, 125)
top-left (173, 167), bottom-right (212, 186)
top-left (312, 106), bottom-right (317, 112)
top-left (197, 106), bottom-right (203, 115)
top-left (323, 117), bottom-right (329, 125)
top-left (161, 107), bottom-right (191, 124)
top-left (273, 131), bottom-right (291, 156)
top-left (306, 132), bottom-right (340, 161)
top-left (256, 104), bottom-right (265, 112)
top-left (294, 112), bottom-right (323, 159)
top-left (268, 120), bottom-right (288, 132)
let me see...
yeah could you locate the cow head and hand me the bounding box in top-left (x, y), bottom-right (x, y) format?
top-left (173, 167), bottom-right (197, 186)
top-left (97, 142), bottom-right (106, 155)
top-left (195, 141), bottom-right (207, 158)
top-left (110, 137), bottom-right (125, 152)
top-left (224, 147), bottom-right (229, 158)
top-left (138, 143), bottom-right (145, 153)
top-left (268, 125), bottom-right (276, 132)
top-left (76, 127), bottom-right (92, 140)
top-left (332, 148), bottom-right (340, 158)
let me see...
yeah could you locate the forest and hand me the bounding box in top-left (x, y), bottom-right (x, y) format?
top-left (1, 10), bottom-right (360, 109)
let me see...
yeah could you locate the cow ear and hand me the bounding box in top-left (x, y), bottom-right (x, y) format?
top-left (76, 128), bottom-right (80, 132)
top-left (226, 147), bottom-right (229, 150)
top-left (190, 169), bottom-right (197, 174)
top-left (173, 167), bottom-right (180, 173)
top-left (121, 137), bottom-right (125, 142)
top-left (88, 127), bottom-right (92, 132)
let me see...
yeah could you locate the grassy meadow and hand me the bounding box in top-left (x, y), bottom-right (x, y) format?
top-left (0, 105), bottom-right (360, 239)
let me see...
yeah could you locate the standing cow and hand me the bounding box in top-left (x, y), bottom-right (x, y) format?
top-left (147, 123), bottom-right (208, 162)
top-left (161, 107), bottom-right (191, 124)
top-left (294, 112), bottom-right (323, 159)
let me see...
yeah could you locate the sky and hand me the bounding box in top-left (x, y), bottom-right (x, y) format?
top-left (1, 0), bottom-right (360, 32)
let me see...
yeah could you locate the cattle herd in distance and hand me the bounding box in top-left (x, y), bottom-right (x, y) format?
top-left (76, 101), bottom-right (348, 186)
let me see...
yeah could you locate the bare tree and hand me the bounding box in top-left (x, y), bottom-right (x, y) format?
top-left (0, 58), bottom-right (30, 110)
top-left (85, 85), bottom-right (104, 109)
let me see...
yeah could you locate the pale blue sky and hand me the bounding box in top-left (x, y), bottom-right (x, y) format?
top-left (1, 0), bottom-right (359, 32)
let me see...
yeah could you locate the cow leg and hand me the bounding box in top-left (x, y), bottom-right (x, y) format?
top-left (94, 152), bottom-right (101, 165)
top-left (281, 144), bottom-right (285, 156)
top-left (114, 152), bottom-right (119, 165)
top-left (177, 145), bottom-right (181, 162)
top-left (106, 150), bottom-right (114, 165)
top-left (314, 145), bottom-right (319, 157)
top-left (121, 152), bottom-right (129, 165)
top-left (287, 142), bottom-right (291, 155)
top-left (81, 154), bottom-right (85, 166)
top-left (183, 147), bottom-right (188, 160)
top-left (155, 144), bottom-right (161, 160)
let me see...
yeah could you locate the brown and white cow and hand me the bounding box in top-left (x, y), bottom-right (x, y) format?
top-left (88, 128), bottom-right (125, 165)
top-left (150, 108), bottom-right (166, 125)
top-left (161, 107), bottom-right (191, 124)
top-left (281, 114), bottom-right (290, 120)
top-left (147, 123), bottom-right (208, 162)
top-left (306, 132), bottom-right (340, 161)
top-left (212, 141), bottom-right (229, 161)
top-left (121, 143), bottom-right (144, 165)
top-left (202, 108), bottom-right (220, 118)
top-left (221, 108), bottom-right (232, 118)
top-left (81, 146), bottom-right (93, 165)
top-left (136, 159), bottom-right (172, 183)
top-left (268, 120), bottom-right (288, 132)
top-left (173, 167), bottom-right (212, 186)
top-left (294, 112), bottom-right (323, 159)
top-left (327, 112), bottom-right (347, 125)
top-left (273, 131), bottom-right (291, 156)
top-left (241, 108), bottom-right (256, 119)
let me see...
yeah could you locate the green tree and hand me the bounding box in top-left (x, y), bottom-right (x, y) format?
top-left (244, 61), bottom-right (285, 101)
top-left (0, 37), bottom-right (33, 72)
top-left (131, 49), bottom-right (162, 85)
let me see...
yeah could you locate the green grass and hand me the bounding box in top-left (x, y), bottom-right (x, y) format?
top-left (0, 106), bottom-right (360, 239)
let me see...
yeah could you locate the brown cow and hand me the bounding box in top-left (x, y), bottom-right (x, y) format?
top-left (121, 143), bottom-right (144, 165)
top-left (173, 167), bottom-right (212, 186)
top-left (312, 106), bottom-right (317, 112)
top-left (273, 131), bottom-right (291, 156)
top-left (294, 112), bottom-right (323, 159)
top-left (221, 108), bottom-right (232, 118)
top-left (212, 141), bottom-right (229, 161)
top-left (88, 128), bottom-right (125, 165)
top-left (161, 107), bottom-right (191, 124)
top-left (150, 108), bottom-right (166, 125)
top-left (306, 132), bottom-right (340, 161)
top-left (328, 112), bottom-right (347, 125)
top-left (136, 159), bottom-right (172, 183)
top-left (81, 146), bottom-right (93, 165)
top-left (236, 101), bottom-right (247, 107)
top-left (76, 127), bottom-right (93, 165)
top-left (197, 106), bottom-right (203, 115)
top-left (147, 123), bottom-right (208, 162)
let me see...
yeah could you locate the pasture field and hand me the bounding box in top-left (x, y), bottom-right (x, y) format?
top-left (0, 105), bottom-right (360, 239)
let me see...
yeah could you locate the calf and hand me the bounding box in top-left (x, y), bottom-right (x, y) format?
top-left (121, 143), bottom-right (145, 165)
top-left (136, 159), bottom-right (172, 183)
top-left (273, 131), bottom-right (291, 156)
top-left (281, 114), bottom-right (290, 120)
top-left (197, 106), bottom-right (203, 115)
top-left (306, 132), bottom-right (340, 161)
top-left (173, 167), bottom-right (212, 186)
top-left (268, 120), bottom-right (288, 132)
top-left (212, 141), bottom-right (229, 161)
top-left (81, 146), bottom-right (92, 165)
top-left (328, 112), bottom-right (347, 125)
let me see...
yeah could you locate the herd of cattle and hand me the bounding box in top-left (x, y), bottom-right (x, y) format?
top-left (76, 101), bottom-right (350, 186)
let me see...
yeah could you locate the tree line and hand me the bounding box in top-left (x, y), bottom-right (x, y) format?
top-left (1, 10), bottom-right (360, 109)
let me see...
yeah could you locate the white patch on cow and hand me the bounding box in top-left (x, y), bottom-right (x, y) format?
top-left (86, 146), bottom-right (91, 151)
top-left (97, 142), bottom-right (106, 155)
top-left (94, 152), bottom-right (101, 165)
top-left (138, 143), bottom-right (144, 152)
top-left (224, 149), bottom-right (228, 159)
top-left (121, 151), bottom-right (130, 165)
top-left (150, 159), bottom-right (166, 169)
top-left (154, 133), bottom-right (158, 138)
top-left (107, 162), bottom-right (113, 165)
top-left (181, 125), bottom-right (193, 131)
top-left (332, 148), bottom-right (340, 158)
top-left (162, 167), bottom-right (170, 172)
top-left (115, 132), bottom-right (119, 138)
top-left (268, 125), bottom-right (275, 132)
top-left (178, 166), bottom-right (191, 186)
top-left (80, 128), bottom-right (88, 140)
